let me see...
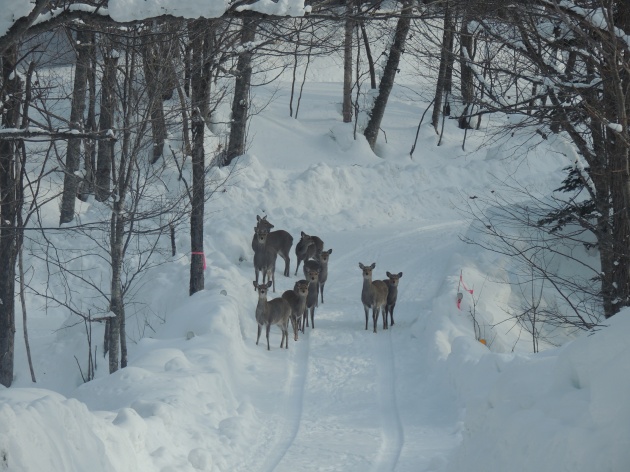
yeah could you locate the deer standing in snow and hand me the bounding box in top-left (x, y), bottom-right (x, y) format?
top-left (294, 231), bottom-right (324, 275)
top-left (359, 262), bottom-right (389, 333)
top-left (254, 281), bottom-right (292, 350)
top-left (382, 271), bottom-right (403, 329)
top-left (252, 215), bottom-right (293, 277)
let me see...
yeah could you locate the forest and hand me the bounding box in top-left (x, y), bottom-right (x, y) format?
top-left (1, 0), bottom-right (629, 390)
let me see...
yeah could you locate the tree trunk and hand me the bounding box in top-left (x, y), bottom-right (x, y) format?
top-left (224, 18), bottom-right (258, 167)
top-left (359, 21), bottom-right (376, 90)
top-left (59, 28), bottom-right (90, 224)
top-left (458, 8), bottom-right (475, 129)
top-left (95, 54), bottom-right (118, 202)
top-left (432, 0), bottom-right (454, 132)
top-left (190, 109), bottom-right (205, 295)
top-left (342, 0), bottom-right (354, 122)
top-left (188, 19), bottom-right (213, 295)
top-left (0, 45), bottom-right (21, 387)
top-left (78, 31), bottom-right (97, 202)
top-left (108, 209), bottom-right (124, 373)
top-left (142, 38), bottom-right (168, 164)
top-left (364, 0), bottom-right (413, 150)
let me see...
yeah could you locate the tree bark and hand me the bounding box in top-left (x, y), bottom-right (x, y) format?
top-left (188, 19), bottom-right (213, 295)
top-left (224, 17), bottom-right (258, 167)
top-left (364, 0), bottom-right (413, 150)
top-left (95, 54), bottom-right (118, 202)
top-left (359, 21), bottom-right (376, 90)
top-left (60, 28), bottom-right (91, 224)
top-left (432, 0), bottom-right (454, 132)
top-left (342, 0), bottom-right (354, 122)
top-left (0, 45), bottom-right (21, 387)
top-left (458, 7), bottom-right (475, 129)
top-left (142, 39), bottom-right (167, 164)
top-left (78, 31), bottom-right (97, 202)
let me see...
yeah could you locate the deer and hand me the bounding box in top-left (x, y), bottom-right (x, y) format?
top-left (252, 215), bottom-right (293, 277)
top-left (253, 280), bottom-right (292, 350)
top-left (303, 266), bottom-right (320, 330)
top-left (252, 227), bottom-right (279, 292)
top-left (317, 249), bottom-right (332, 304)
top-left (294, 231), bottom-right (324, 275)
top-left (303, 259), bottom-right (321, 306)
top-left (359, 262), bottom-right (389, 333)
top-left (382, 271), bottom-right (403, 329)
top-left (282, 280), bottom-right (310, 341)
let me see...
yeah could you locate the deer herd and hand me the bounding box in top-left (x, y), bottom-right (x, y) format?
top-left (251, 215), bottom-right (403, 351)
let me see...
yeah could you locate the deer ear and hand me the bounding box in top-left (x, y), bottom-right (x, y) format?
top-left (327, 249), bottom-right (333, 254)
top-left (359, 263), bottom-right (365, 269)
top-left (398, 272), bottom-right (403, 278)
top-left (301, 231), bottom-right (306, 237)
top-left (370, 263), bottom-right (376, 269)
top-left (257, 215), bottom-right (261, 222)
top-left (266, 281), bottom-right (273, 288)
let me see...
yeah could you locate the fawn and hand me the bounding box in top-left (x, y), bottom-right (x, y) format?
top-left (382, 271), bottom-right (403, 329)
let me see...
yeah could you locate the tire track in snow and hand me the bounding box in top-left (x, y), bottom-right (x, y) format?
top-left (369, 329), bottom-right (404, 472)
top-left (256, 334), bottom-right (311, 472)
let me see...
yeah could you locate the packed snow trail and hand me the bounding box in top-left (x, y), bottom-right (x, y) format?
top-left (238, 221), bottom-right (465, 471)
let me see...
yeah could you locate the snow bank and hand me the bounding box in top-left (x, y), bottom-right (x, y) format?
top-left (443, 311), bottom-right (630, 472)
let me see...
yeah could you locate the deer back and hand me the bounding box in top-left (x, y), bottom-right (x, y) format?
top-left (267, 297), bottom-right (292, 326)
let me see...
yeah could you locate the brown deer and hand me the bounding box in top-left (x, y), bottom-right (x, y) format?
top-left (294, 231), bottom-right (324, 275)
top-left (253, 281), bottom-right (292, 350)
top-left (382, 271), bottom-right (403, 329)
top-left (303, 266), bottom-right (320, 330)
top-left (252, 227), bottom-right (278, 292)
top-left (252, 215), bottom-right (293, 277)
top-left (282, 280), bottom-right (309, 341)
top-left (317, 249), bottom-right (332, 304)
top-left (359, 262), bottom-right (389, 333)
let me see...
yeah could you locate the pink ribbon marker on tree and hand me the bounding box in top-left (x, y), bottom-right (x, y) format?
top-left (456, 271), bottom-right (473, 310)
top-left (191, 252), bottom-right (206, 270)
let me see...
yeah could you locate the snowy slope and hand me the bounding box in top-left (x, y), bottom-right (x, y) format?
top-left (2, 74), bottom-right (629, 472)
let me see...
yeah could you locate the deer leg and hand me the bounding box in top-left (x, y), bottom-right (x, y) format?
top-left (364, 306), bottom-right (369, 330)
top-left (266, 324), bottom-right (271, 350)
top-left (305, 307), bottom-right (310, 327)
top-left (256, 324), bottom-right (262, 345)
top-left (391, 305), bottom-right (395, 326)
top-left (281, 252), bottom-right (290, 277)
top-left (383, 307), bottom-right (388, 330)
top-left (310, 306), bottom-right (315, 329)
top-left (320, 283), bottom-right (325, 304)
top-left (373, 307), bottom-right (379, 333)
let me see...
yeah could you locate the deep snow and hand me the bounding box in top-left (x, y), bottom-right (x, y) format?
top-left (0, 44), bottom-right (628, 472)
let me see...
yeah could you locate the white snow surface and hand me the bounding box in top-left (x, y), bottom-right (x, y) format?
top-left (0, 78), bottom-right (630, 472)
top-left (1, 47), bottom-right (629, 472)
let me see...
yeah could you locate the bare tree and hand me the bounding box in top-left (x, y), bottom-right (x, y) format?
top-left (364, 0), bottom-right (414, 150)
top-left (59, 27), bottom-right (91, 224)
top-left (224, 17), bottom-right (260, 167)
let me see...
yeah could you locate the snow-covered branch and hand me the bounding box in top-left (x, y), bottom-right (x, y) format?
top-left (0, 127), bottom-right (117, 141)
